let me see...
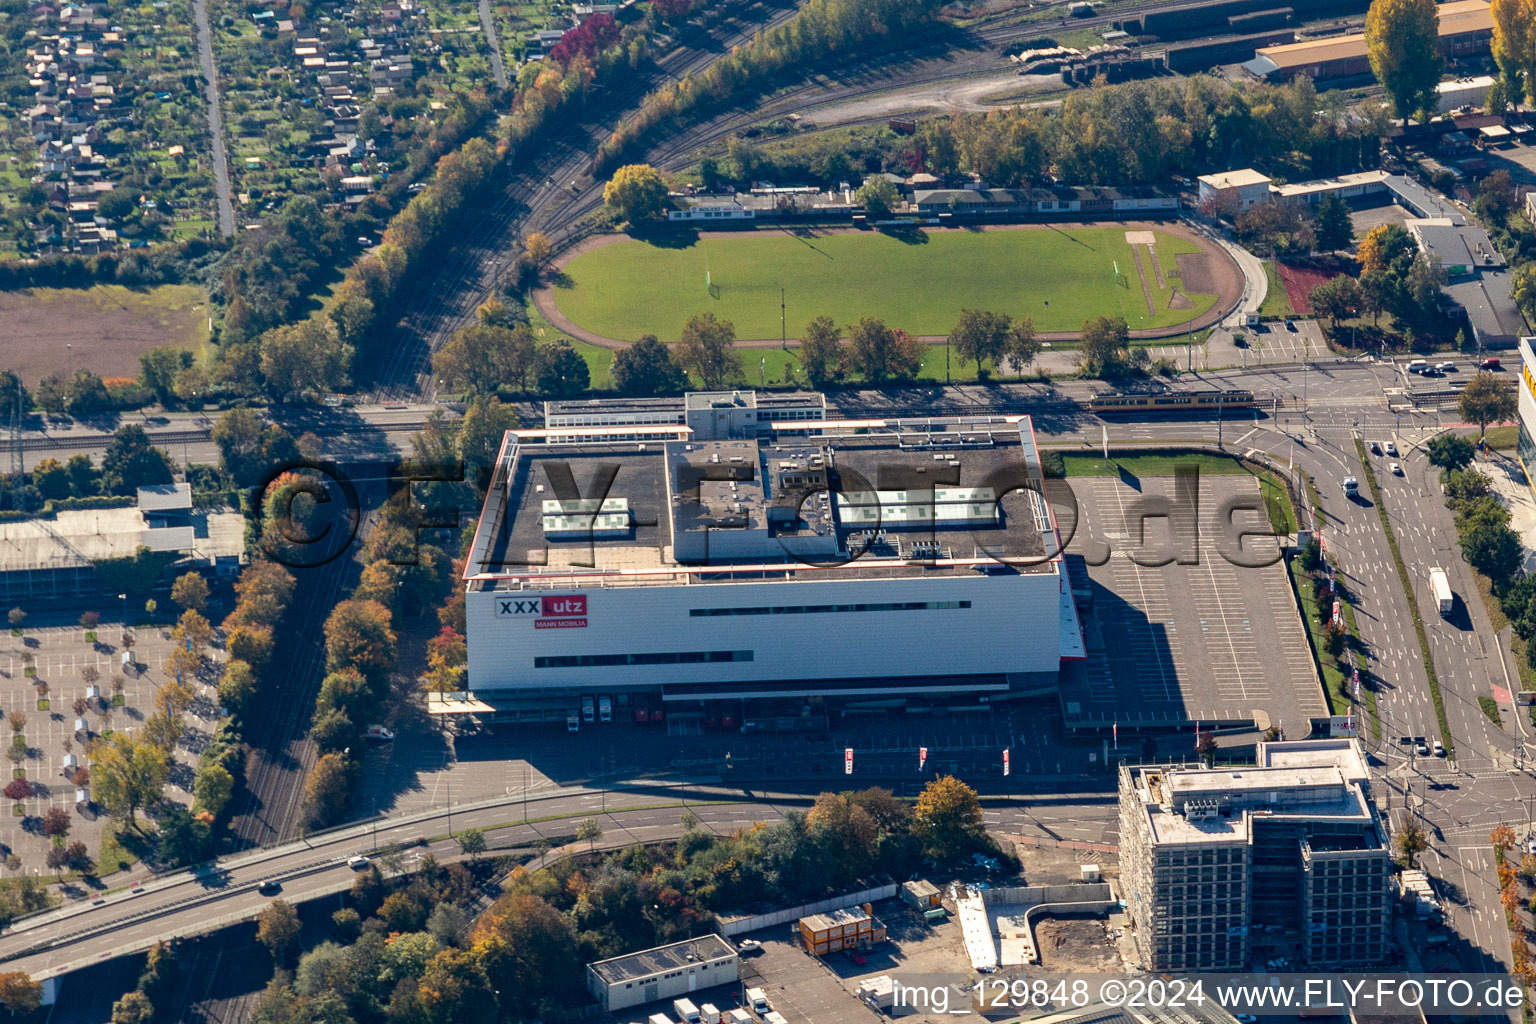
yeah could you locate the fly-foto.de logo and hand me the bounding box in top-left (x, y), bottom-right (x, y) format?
top-left (496, 595), bottom-right (587, 628)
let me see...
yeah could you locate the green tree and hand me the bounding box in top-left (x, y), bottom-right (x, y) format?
top-left (913, 775), bottom-right (984, 860)
top-left (212, 408), bottom-right (267, 484)
top-left (457, 826), bottom-right (487, 858)
top-left (1007, 319), bottom-right (1040, 378)
top-left (1323, 620), bottom-right (1347, 659)
top-left (65, 453), bottom-right (96, 497)
top-left (101, 425), bottom-right (175, 495)
top-left (1463, 523), bottom-right (1522, 581)
top-left (301, 752), bottom-right (356, 829)
top-left (1458, 372), bottom-right (1517, 438)
top-left (459, 396), bottom-right (519, 491)
top-left (1365, 0), bottom-right (1442, 119)
top-left (576, 817), bottom-right (603, 850)
top-left (1490, 0), bottom-right (1536, 105)
top-left (856, 174), bottom-right (899, 216)
top-left (949, 309), bottom-right (1012, 377)
top-left (171, 571), bottom-right (210, 614)
top-left (258, 319), bottom-right (352, 400)
top-left (324, 599), bottom-right (397, 684)
top-left (1308, 275), bottom-right (1363, 328)
top-left (110, 991), bottom-right (153, 1024)
top-left (193, 762), bottom-right (234, 817)
top-left (1312, 193), bottom-right (1355, 252)
top-left (89, 731), bottom-right (169, 828)
top-left (1474, 169), bottom-right (1517, 224)
top-left (1079, 315), bottom-right (1136, 376)
top-left (602, 163), bottom-right (669, 222)
top-left (31, 458), bottom-right (69, 501)
top-left (432, 323), bottom-right (535, 394)
top-left (96, 187), bottom-right (138, 223)
top-left (846, 317), bottom-right (923, 382)
top-left (674, 312), bottom-right (742, 389)
top-left (0, 971), bottom-right (42, 1015)
top-left (611, 335), bottom-right (686, 396)
top-left (1397, 820), bottom-right (1429, 867)
top-left (257, 899), bottom-right (303, 965)
top-left (1511, 263), bottom-right (1536, 323)
top-left (798, 315), bottom-right (845, 387)
top-left (138, 346), bottom-right (192, 403)
top-left (1425, 433), bottom-right (1475, 471)
top-left (0, 370), bottom-right (30, 421)
top-left (534, 340), bottom-right (591, 397)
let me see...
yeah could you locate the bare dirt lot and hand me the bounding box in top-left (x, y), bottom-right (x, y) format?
top-left (1034, 917), bottom-right (1123, 972)
top-left (0, 284), bottom-right (209, 384)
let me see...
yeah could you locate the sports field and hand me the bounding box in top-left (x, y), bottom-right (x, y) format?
top-left (550, 225), bottom-right (1223, 342)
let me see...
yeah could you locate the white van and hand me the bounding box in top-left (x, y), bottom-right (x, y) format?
top-left (1406, 359), bottom-right (1428, 374)
top-left (673, 999), bottom-right (701, 1024)
top-left (746, 988), bottom-right (770, 1014)
top-left (1342, 476), bottom-right (1358, 497)
top-left (599, 696), bottom-right (613, 723)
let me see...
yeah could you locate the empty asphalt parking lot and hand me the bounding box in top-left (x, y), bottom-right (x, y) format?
top-left (1063, 470), bottom-right (1325, 731)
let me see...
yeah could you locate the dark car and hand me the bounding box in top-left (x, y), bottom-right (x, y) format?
top-left (259, 880), bottom-right (282, 895)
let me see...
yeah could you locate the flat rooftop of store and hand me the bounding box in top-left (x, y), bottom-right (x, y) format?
top-left (587, 934), bottom-right (737, 986)
top-left (465, 425), bottom-right (1057, 587)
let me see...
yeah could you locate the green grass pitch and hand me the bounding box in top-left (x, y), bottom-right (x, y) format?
top-left (551, 227), bottom-right (1218, 341)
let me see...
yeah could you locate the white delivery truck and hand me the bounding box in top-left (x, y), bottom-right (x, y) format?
top-left (1429, 567), bottom-right (1453, 615)
top-left (746, 988), bottom-right (770, 1014)
top-left (1342, 476), bottom-right (1358, 498)
top-left (648, 1015), bottom-right (674, 1024)
top-left (673, 999), bottom-right (701, 1024)
top-left (699, 1004), bottom-right (721, 1024)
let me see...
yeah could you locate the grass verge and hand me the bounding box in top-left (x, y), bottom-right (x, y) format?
top-left (1259, 261), bottom-right (1294, 319)
top-left (98, 826), bottom-right (136, 876)
top-left (1354, 437), bottom-right (1452, 754)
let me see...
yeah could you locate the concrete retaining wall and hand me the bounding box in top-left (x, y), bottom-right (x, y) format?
top-left (719, 883), bottom-right (899, 937)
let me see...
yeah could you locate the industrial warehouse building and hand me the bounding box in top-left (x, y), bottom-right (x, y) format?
top-left (0, 484), bottom-right (244, 602)
top-left (1118, 739), bottom-right (1392, 972)
top-left (1243, 0), bottom-right (1494, 82)
top-left (586, 935), bottom-right (738, 1012)
top-left (446, 406), bottom-right (1084, 723)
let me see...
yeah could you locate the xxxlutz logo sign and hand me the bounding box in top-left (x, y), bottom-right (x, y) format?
top-left (496, 595), bottom-right (588, 628)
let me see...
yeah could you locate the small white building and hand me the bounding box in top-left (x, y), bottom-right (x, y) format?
top-left (586, 935), bottom-right (738, 1013)
top-left (1435, 75), bottom-right (1496, 113)
top-left (667, 200), bottom-right (754, 223)
top-left (1197, 168), bottom-right (1272, 212)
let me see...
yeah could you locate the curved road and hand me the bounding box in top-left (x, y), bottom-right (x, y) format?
top-left (0, 784), bottom-right (1110, 981)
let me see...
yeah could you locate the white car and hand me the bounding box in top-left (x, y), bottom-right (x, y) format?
top-left (1416, 740), bottom-right (1430, 757)
top-left (1391, 462), bottom-right (1403, 476)
top-left (1384, 441), bottom-right (1399, 456)
top-left (1437, 361), bottom-right (1457, 372)
top-left (1433, 739), bottom-right (1446, 757)
top-left (347, 854), bottom-right (371, 869)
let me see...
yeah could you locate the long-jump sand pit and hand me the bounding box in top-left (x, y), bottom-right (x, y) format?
top-left (542, 222), bottom-right (1241, 346)
top-left (0, 284), bottom-right (209, 382)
